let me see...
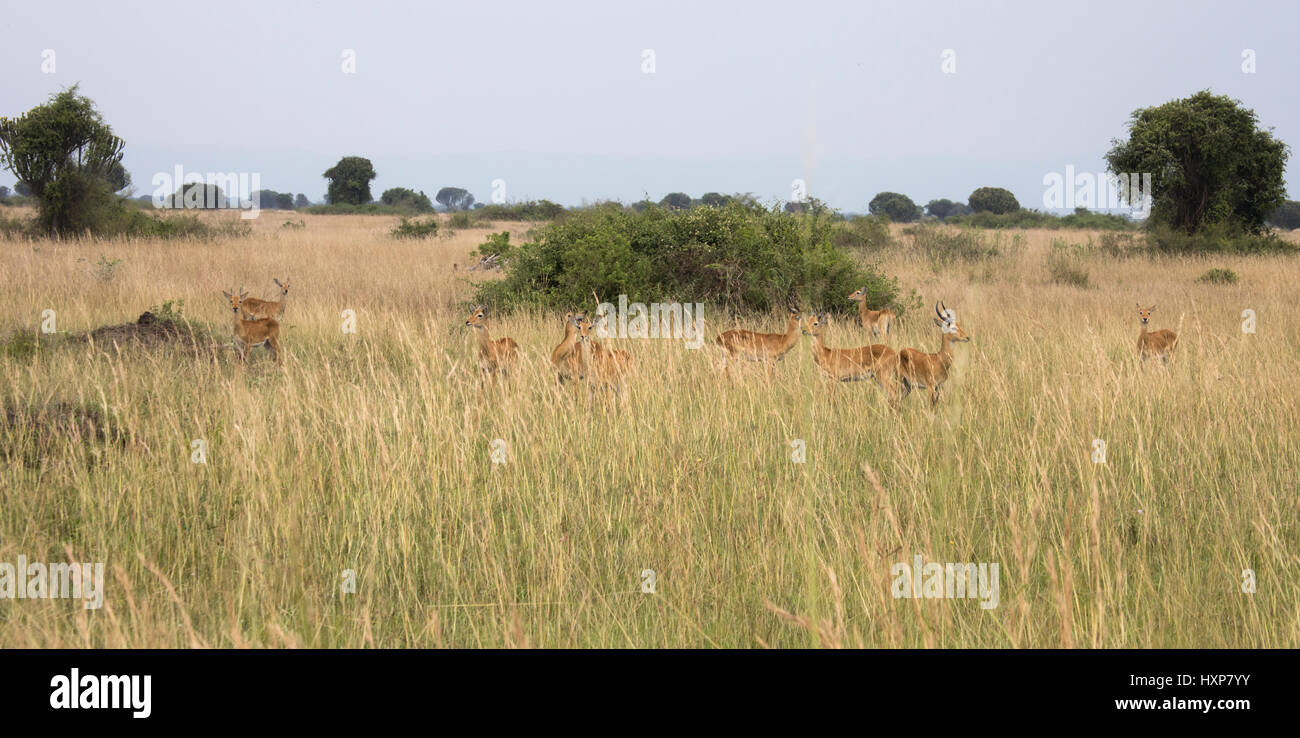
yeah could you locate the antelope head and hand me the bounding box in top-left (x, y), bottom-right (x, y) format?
top-left (465, 305), bottom-right (489, 330)
top-left (222, 289), bottom-right (250, 316)
top-left (934, 302), bottom-right (970, 342)
top-left (1136, 303), bottom-right (1155, 326)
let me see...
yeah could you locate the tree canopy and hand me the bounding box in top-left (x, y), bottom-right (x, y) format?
top-left (1105, 90), bottom-right (1289, 234)
top-left (323, 156), bottom-right (376, 205)
top-left (868, 192), bottom-right (921, 222)
top-left (435, 186), bottom-right (475, 211)
top-left (968, 187), bottom-right (1020, 214)
top-left (0, 85), bottom-right (128, 235)
top-left (381, 187), bottom-right (434, 212)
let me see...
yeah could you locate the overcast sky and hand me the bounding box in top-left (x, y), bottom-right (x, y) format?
top-left (2, 0), bottom-right (1295, 211)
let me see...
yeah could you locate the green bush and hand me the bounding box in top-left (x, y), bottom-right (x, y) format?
top-left (1096, 231), bottom-right (1142, 258)
top-left (379, 187), bottom-right (435, 213)
top-left (0, 205), bottom-right (246, 240)
top-left (1196, 268), bottom-right (1240, 285)
top-left (0, 211), bottom-right (26, 237)
top-left (476, 231), bottom-right (513, 260)
top-left (831, 215), bottom-right (892, 251)
top-left (389, 217), bottom-right (439, 239)
top-left (147, 299), bottom-right (186, 321)
top-left (969, 187), bottom-right (1020, 214)
top-left (1045, 240), bottom-right (1090, 288)
top-left (902, 224), bottom-right (1013, 263)
top-left (472, 200), bottom-right (909, 316)
top-left (475, 200), bottom-right (566, 221)
top-left (944, 209), bottom-right (1137, 230)
top-left (868, 192), bottom-right (921, 223)
top-left (1145, 222), bottom-right (1297, 255)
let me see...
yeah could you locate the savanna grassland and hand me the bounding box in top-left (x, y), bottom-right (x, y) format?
top-left (2, 210), bottom-right (1298, 648)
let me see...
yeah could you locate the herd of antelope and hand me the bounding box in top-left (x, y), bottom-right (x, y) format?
top-left (219, 280), bottom-right (1180, 404)
top-left (455, 288), bottom-right (1179, 407)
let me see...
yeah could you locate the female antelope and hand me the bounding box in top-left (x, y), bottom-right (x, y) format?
top-left (802, 312), bottom-right (900, 399)
top-left (572, 314), bottom-right (633, 399)
top-left (716, 300), bottom-right (803, 377)
top-left (464, 305), bottom-right (519, 375)
top-left (898, 302), bottom-right (970, 406)
top-left (848, 287), bottom-right (896, 338)
top-left (551, 311), bottom-right (586, 382)
top-left (1136, 304), bottom-right (1177, 364)
top-left (223, 289), bottom-right (282, 364)
top-left (239, 278), bottom-right (290, 320)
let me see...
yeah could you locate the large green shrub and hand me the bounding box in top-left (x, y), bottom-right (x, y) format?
top-left (472, 201), bottom-right (908, 316)
top-left (1145, 222), bottom-right (1296, 255)
top-left (968, 187), bottom-right (1020, 214)
top-left (868, 192), bottom-right (921, 222)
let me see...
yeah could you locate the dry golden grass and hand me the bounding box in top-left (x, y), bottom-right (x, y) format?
top-left (1, 212), bottom-right (1297, 647)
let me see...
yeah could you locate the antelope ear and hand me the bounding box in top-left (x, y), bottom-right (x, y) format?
top-left (239, 291), bottom-right (249, 299)
top-left (1149, 304), bottom-right (1156, 311)
top-left (222, 290), bottom-right (231, 299)
top-left (274, 278), bottom-right (282, 287)
top-left (934, 317), bottom-right (944, 327)
top-left (1136, 303), bottom-right (1141, 310)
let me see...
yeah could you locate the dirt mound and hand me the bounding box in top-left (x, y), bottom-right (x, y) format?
top-left (82, 311), bottom-right (209, 348)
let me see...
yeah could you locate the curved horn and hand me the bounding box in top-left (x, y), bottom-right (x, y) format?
top-left (940, 301), bottom-right (951, 322)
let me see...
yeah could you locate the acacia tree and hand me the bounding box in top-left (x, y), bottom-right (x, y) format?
top-left (1105, 91), bottom-right (1289, 234)
top-left (323, 156), bottom-right (376, 204)
top-left (0, 85), bottom-right (127, 235)
top-left (435, 187), bottom-right (475, 211)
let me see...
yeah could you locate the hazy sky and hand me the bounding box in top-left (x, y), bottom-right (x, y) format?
top-left (2, 0), bottom-right (1296, 211)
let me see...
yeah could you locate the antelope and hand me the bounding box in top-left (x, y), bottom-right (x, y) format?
top-left (801, 312), bottom-right (900, 399)
top-left (898, 302), bottom-right (971, 407)
top-left (715, 299), bottom-right (803, 377)
top-left (848, 287), bottom-right (896, 338)
top-left (551, 311), bottom-right (586, 382)
top-left (464, 305), bottom-right (519, 375)
top-left (222, 289), bottom-right (282, 363)
top-left (1136, 304), bottom-right (1178, 364)
top-left (238, 278), bottom-right (290, 320)
top-left (572, 314), bottom-right (633, 399)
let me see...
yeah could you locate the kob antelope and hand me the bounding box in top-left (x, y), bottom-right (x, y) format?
top-left (898, 302), bottom-right (970, 406)
top-left (465, 305), bottom-right (519, 375)
top-left (223, 289), bottom-right (282, 363)
top-left (551, 311), bottom-right (586, 382)
top-left (802, 312), bottom-right (900, 399)
top-left (238, 278), bottom-right (290, 320)
top-left (716, 300), bottom-right (803, 377)
top-left (1136, 304), bottom-right (1177, 364)
top-left (572, 314), bottom-right (633, 398)
top-left (848, 287), bottom-right (896, 338)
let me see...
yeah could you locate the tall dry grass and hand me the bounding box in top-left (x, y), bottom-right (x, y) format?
top-left (1, 213), bottom-right (1296, 647)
